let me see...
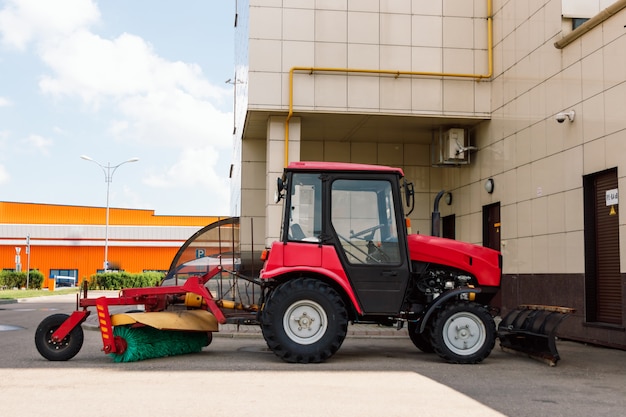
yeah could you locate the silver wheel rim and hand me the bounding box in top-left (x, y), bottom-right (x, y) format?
top-left (283, 300), bottom-right (328, 345)
top-left (442, 311), bottom-right (486, 356)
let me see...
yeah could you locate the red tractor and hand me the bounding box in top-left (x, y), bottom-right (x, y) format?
top-left (34, 161), bottom-right (504, 365)
top-left (258, 161), bottom-right (502, 364)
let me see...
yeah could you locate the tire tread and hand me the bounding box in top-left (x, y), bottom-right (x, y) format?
top-left (35, 313), bottom-right (84, 361)
top-left (261, 278), bottom-right (348, 363)
top-left (430, 302), bottom-right (495, 364)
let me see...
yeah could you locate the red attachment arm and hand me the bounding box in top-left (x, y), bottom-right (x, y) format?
top-left (71, 267), bottom-right (227, 355)
top-left (51, 310), bottom-right (90, 342)
top-left (95, 297), bottom-right (118, 353)
top-left (180, 276), bottom-right (227, 324)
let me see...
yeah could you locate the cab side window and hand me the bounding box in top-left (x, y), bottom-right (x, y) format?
top-left (288, 174), bottom-right (321, 242)
top-left (331, 179), bottom-right (400, 264)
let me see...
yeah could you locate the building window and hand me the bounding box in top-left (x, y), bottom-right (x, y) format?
top-left (50, 269), bottom-right (78, 287)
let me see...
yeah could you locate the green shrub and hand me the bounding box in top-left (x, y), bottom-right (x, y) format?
top-left (0, 270), bottom-right (45, 289)
top-left (86, 271), bottom-right (164, 290)
top-left (28, 270), bottom-right (44, 289)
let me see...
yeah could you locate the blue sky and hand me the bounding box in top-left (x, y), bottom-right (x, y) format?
top-left (0, 0), bottom-right (235, 215)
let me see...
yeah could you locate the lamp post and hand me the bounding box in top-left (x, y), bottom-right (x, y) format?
top-left (80, 155), bottom-right (139, 272)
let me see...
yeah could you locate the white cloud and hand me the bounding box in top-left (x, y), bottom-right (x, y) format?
top-left (2, 0), bottom-right (233, 151)
top-left (39, 32), bottom-right (227, 102)
top-left (0, 0), bottom-right (234, 215)
top-left (0, 97), bottom-right (12, 106)
top-left (0, 0), bottom-right (99, 50)
top-left (21, 134), bottom-right (53, 155)
top-left (144, 146), bottom-right (222, 187)
top-left (0, 164), bottom-right (10, 184)
top-left (143, 146), bottom-right (230, 214)
top-left (0, 130), bottom-right (9, 150)
top-left (114, 90), bottom-right (232, 149)
top-left (34, 17), bottom-right (233, 149)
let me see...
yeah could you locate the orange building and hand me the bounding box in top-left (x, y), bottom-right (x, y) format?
top-left (0, 202), bottom-right (219, 288)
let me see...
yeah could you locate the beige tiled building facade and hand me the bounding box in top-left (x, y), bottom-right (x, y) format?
top-left (231, 0), bottom-right (626, 349)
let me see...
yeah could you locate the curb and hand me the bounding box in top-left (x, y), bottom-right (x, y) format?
top-left (0, 299), bottom-right (17, 305)
top-left (207, 324), bottom-right (410, 339)
top-left (82, 321), bottom-right (409, 339)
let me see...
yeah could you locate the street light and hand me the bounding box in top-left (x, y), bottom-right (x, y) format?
top-left (80, 155), bottom-right (139, 272)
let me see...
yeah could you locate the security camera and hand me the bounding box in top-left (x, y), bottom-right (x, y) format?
top-left (555, 110), bottom-right (575, 123)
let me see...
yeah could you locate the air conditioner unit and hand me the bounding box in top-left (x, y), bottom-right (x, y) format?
top-left (431, 128), bottom-right (470, 166)
top-left (443, 128), bottom-right (466, 161)
top-left (431, 128), bottom-right (473, 166)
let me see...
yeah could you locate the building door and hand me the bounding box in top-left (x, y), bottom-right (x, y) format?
top-left (482, 203), bottom-right (500, 251)
top-left (482, 203), bottom-right (501, 308)
top-left (584, 169), bottom-right (622, 325)
top-left (442, 214), bottom-right (456, 239)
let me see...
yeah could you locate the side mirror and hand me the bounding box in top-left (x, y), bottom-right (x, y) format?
top-left (274, 177), bottom-right (286, 203)
top-left (403, 179), bottom-right (415, 216)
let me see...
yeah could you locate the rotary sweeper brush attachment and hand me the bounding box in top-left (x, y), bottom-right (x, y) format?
top-left (34, 217), bottom-right (264, 363)
top-left (110, 326), bottom-right (211, 363)
top-left (497, 304), bottom-right (574, 366)
top-left (34, 270), bottom-right (230, 362)
top-left (107, 309), bottom-right (219, 362)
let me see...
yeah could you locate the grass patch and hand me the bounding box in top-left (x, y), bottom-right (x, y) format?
top-left (0, 288), bottom-right (80, 299)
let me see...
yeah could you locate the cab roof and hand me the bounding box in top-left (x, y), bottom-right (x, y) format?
top-left (286, 161), bottom-right (404, 177)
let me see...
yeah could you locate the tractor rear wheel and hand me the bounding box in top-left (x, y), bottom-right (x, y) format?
top-left (430, 302), bottom-right (495, 364)
top-left (35, 314), bottom-right (84, 361)
top-left (261, 278), bottom-right (348, 363)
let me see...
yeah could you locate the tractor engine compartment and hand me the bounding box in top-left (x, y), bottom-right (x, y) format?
top-left (413, 265), bottom-right (474, 303)
top-left (403, 263), bottom-right (484, 319)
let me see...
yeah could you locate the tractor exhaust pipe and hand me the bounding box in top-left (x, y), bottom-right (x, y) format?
top-left (432, 190), bottom-right (445, 237)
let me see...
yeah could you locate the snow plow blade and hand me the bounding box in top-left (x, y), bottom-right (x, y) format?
top-left (497, 305), bottom-right (574, 366)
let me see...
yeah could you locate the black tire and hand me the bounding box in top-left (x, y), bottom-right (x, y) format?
top-left (407, 321), bottom-right (434, 353)
top-left (35, 314), bottom-right (84, 361)
top-left (261, 278), bottom-right (348, 363)
top-left (430, 302), bottom-right (495, 364)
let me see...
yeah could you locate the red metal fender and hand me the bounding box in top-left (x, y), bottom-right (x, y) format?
top-left (415, 287), bottom-right (482, 333)
top-left (260, 242), bottom-right (364, 314)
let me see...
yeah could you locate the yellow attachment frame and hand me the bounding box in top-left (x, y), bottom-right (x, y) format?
top-left (111, 310), bottom-right (219, 332)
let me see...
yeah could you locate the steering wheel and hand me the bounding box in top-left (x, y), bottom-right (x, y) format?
top-left (350, 224), bottom-right (384, 240)
top-left (337, 233), bottom-right (389, 264)
top-left (337, 234), bottom-right (372, 264)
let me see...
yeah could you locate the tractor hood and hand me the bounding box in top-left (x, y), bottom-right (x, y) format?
top-left (407, 234), bottom-right (502, 287)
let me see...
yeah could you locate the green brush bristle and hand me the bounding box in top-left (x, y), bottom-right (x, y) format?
top-left (111, 326), bottom-right (210, 363)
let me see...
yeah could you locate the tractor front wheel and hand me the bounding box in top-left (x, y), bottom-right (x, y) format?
top-left (35, 314), bottom-right (84, 361)
top-left (430, 302), bottom-right (495, 364)
top-left (261, 278), bottom-right (348, 363)
top-left (407, 321), bottom-right (434, 353)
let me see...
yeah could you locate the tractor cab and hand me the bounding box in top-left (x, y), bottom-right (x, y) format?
top-left (265, 161), bottom-right (413, 315)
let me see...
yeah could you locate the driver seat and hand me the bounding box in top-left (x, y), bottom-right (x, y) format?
top-left (289, 223), bottom-right (306, 240)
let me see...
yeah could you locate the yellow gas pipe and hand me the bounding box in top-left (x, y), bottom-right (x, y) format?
top-left (284, 0), bottom-right (494, 167)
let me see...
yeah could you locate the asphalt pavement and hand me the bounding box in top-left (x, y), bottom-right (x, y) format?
top-left (1, 291), bottom-right (625, 417)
